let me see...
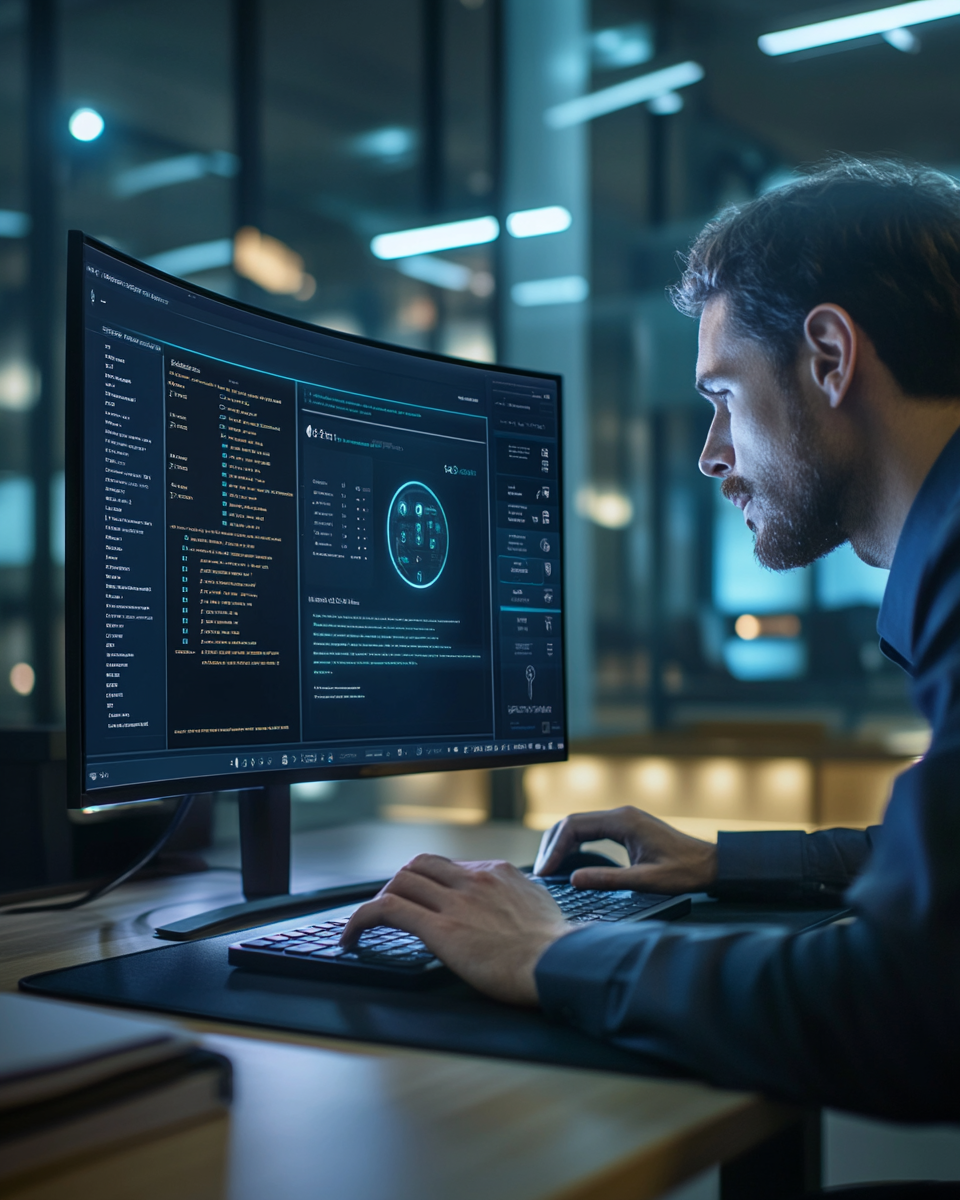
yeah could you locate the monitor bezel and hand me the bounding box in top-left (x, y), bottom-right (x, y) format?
top-left (66, 231), bottom-right (569, 810)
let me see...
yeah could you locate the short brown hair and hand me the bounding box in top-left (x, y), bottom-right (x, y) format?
top-left (671, 157), bottom-right (960, 397)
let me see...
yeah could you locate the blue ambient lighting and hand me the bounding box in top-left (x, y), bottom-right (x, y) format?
top-left (0, 211), bottom-right (30, 238)
top-left (394, 255), bottom-right (473, 291)
top-left (816, 543), bottom-right (889, 609)
top-left (371, 216), bottom-right (499, 260)
top-left (350, 126), bottom-right (417, 163)
top-left (52, 472), bottom-right (65, 565)
top-left (146, 238), bottom-right (233, 277)
top-left (591, 24), bottom-right (654, 70)
top-left (647, 91), bottom-right (684, 115)
top-left (544, 61), bottom-right (704, 129)
top-left (505, 206), bottom-right (572, 238)
top-left (713, 494), bottom-right (810, 614)
top-left (882, 25), bottom-right (922, 47)
top-left (723, 637), bottom-right (807, 681)
top-left (113, 151), bottom-right (237, 198)
top-left (68, 107), bottom-right (104, 141)
top-left (0, 477), bottom-right (33, 565)
top-left (758, 0), bottom-right (960, 56)
top-left (511, 276), bottom-right (589, 307)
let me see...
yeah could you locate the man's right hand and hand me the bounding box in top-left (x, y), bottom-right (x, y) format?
top-left (533, 806), bottom-right (718, 894)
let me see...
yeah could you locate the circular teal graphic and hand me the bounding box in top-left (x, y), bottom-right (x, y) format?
top-left (386, 481), bottom-right (449, 588)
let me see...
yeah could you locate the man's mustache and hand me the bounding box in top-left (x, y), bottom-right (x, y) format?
top-left (720, 476), bottom-right (751, 503)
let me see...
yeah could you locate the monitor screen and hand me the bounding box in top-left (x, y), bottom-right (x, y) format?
top-left (66, 233), bottom-right (567, 808)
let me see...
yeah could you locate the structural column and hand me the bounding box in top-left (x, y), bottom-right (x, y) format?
top-left (499, 0), bottom-right (593, 736)
top-left (27, 0), bottom-right (58, 724)
top-left (421, 0), bottom-right (444, 216)
top-left (232, 0), bottom-right (261, 304)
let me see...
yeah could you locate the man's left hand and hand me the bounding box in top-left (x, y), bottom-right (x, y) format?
top-left (340, 855), bottom-right (574, 1006)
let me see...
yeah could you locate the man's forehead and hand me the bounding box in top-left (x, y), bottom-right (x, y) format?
top-left (696, 295), bottom-right (763, 389)
top-left (696, 296), bottom-right (736, 386)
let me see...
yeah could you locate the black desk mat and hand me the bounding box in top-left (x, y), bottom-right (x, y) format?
top-left (19, 900), bottom-right (846, 1077)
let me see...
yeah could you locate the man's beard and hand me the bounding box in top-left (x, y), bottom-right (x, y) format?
top-left (720, 429), bottom-right (847, 572)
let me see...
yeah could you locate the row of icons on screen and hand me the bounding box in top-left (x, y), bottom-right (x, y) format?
top-left (226, 741), bottom-right (564, 770)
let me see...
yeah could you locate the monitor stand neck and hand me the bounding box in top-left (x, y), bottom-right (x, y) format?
top-left (239, 784), bottom-right (291, 899)
top-left (153, 785), bottom-right (386, 941)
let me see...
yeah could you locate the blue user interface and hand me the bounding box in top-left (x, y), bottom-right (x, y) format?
top-left (80, 241), bottom-right (565, 793)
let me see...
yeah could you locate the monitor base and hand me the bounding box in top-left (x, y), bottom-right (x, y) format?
top-left (153, 880), bottom-right (387, 941)
top-left (154, 784), bottom-right (385, 940)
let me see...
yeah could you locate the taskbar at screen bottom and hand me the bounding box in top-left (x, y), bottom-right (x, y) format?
top-left (82, 737), bottom-right (567, 794)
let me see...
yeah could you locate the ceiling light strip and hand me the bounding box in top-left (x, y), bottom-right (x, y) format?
top-left (758, 0), bottom-right (960, 55)
top-left (544, 61), bottom-right (704, 129)
top-left (371, 216), bottom-right (499, 260)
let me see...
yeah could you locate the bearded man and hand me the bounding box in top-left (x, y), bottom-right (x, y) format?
top-left (343, 158), bottom-right (960, 1121)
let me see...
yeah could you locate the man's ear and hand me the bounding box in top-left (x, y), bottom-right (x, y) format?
top-left (803, 304), bottom-right (857, 410)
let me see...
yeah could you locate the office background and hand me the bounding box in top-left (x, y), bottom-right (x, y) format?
top-left (4, 6), bottom-right (960, 1185)
top-left (0, 0), bottom-right (953, 828)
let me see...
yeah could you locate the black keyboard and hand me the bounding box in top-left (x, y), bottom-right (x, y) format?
top-left (228, 882), bottom-right (690, 990)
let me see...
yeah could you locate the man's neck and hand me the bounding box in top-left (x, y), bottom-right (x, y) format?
top-left (849, 398), bottom-right (960, 569)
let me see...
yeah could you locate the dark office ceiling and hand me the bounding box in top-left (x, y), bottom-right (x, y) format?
top-left (597, 0), bottom-right (960, 169)
top-left (589, 0), bottom-right (960, 295)
top-left (2, 0), bottom-right (960, 316)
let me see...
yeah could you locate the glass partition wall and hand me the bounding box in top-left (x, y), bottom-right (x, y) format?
top-left (5, 0), bottom-right (954, 743)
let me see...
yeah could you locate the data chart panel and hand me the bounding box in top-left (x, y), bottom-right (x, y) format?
top-left (386, 481), bottom-right (449, 589)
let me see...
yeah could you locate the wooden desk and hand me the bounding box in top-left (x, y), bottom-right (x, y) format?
top-left (0, 829), bottom-right (804, 1200)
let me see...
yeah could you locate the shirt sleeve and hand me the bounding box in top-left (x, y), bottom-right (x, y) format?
top-left (714, 827), bottom-right (879, 904)
top-left (535, 747), bottom-right (960, 1122)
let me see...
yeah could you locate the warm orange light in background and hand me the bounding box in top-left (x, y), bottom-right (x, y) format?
top-left (233, 227), bottom-right (316, 299)
top-left (522, 754), bottom-right (821, 835)
top-left (9, 661), bottom-right (35, 695)
top-left (627, 757), bottom-right (678, 810)
top-left (397, 295), bottom-right (438, 332)
top-left (575, 485), bottom-right (634, 529)
top-left (378, 769), bottom-right (489, 825)
top-left (694, 758), bottom-right (746, 814)
top-left (524, 756), bottom-right (611, 816)
top-left (735, 613), bottom-right (801, 639)
top-left (565, 756), bottom-right (610, 797)
top-left (735, 613), bottom-right (762, 640)
top-left (753, 758), bottom-right (812, 821)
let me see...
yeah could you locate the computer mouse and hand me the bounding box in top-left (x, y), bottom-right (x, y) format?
top-left (552, 850), bottom-right (622, 877)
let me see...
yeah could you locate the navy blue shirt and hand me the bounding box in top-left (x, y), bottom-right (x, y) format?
top-left (536, 426), bottom-right (960, 1120)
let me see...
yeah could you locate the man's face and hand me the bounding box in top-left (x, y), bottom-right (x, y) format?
top-left (696, 295), bottom-right (847, 571)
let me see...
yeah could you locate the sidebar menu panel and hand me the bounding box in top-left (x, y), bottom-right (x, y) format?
top-left (491, 382), bottom-right (563, 746)
top-left (83, 327), bottom-right (167, 761)
top-left (163, 353), bottom-right (300, 749)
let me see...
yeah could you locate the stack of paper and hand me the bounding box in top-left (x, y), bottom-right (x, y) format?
top-left (0, 994), bottom-right (231, 1186)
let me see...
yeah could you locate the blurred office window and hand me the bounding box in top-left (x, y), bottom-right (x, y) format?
top-left (0, 1), bottom-right (30, 724)
top-left (60, 0), bottom-right (233, 273)
top-left (258, 0), bottom-right (497, 355)
top-left (5, 0), bottom-right (952, 738)
top-left (584, 0), bottom-right (947, 737)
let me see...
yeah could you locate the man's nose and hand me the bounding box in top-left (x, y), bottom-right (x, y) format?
top-left (699, 413), bottom-right (734, 478)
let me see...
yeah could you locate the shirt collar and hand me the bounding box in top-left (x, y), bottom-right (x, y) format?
top-left (877, 424), bottom-right (960, 667)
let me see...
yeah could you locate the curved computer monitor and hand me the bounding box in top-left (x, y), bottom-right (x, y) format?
top-left (66, 232), bottom-right (567, 810)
